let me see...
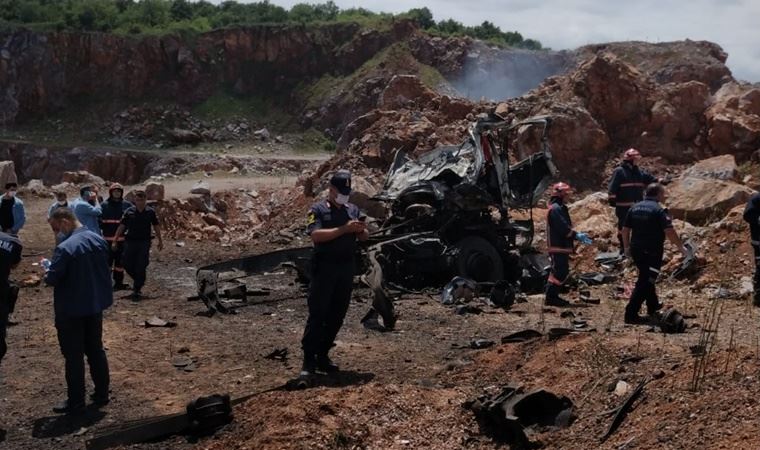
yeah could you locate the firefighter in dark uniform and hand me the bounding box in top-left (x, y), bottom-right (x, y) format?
top-left (743, 191), bottom-right (760, 306)
top-left (0, 230), bottom-right (22, 366)
top-left (112, 191), bottom-right (163, 300)
top-left (608, 148), bottom-right (657, 255)
top-left (621, 183), bottom-right (687, 323)
top-left (100, 184), bottom-right (133, 290)
top-left (545, 182), bottom-right (592, 307)
top-left (300, 170), bottom-right (368, 376)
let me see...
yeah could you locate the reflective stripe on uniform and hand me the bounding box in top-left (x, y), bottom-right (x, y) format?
top-left (548, 247), bottom-right (573, 254)
top-left (649, 267), bottom-right (660, 274)
top-left (620, 182), bottom-right (647, 188)
top-left (101, 220), bottom-right (121, 224)
top-left (616, 202), bottom-right (635, 206)
top-left (752, 240), bottom-right (760, 246)
top-left (548, 274), bottom-right (564, 286)
top-left (104, 236), bottom-right (125, 242)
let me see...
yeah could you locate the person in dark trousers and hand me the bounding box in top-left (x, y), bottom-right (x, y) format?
top-left (0, 230), bottom-right (22, 366)
top-left (0, 182), bottom-right (25, 236)
top-left (545, 182), bottom-right (593, 307)
top-left (621, 183), bottom-right (687, 324)
top-left (71, 185), bottom-right (102, 235)
top-left (100, 184), bottom-right (133, 291)
top-left (301, 170), bottom-right (368, 376)
top-left (608, 149), bottom-right (657, 256)
top-left (44, 208), bottom-right (112, 414)
top-left (112, 190), bottom-right (163, 300)
top-left (743, 191), bottom-right (760, 306)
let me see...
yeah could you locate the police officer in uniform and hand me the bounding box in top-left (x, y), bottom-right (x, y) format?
top-left (301, 170), bottom-right (368, 376)
top-left (112, 191), bottom-right (163, 300)
top-left (743, 191), bottom-right (760, 306)
top-left (621, 183), bottom-right (687, 323)
top-left (545, 182), bottom-right (592, 307)
top-left (0, 230), bottom-right (22, 366)
top-left (608, 149), bottom-right (657, 255)
top-left (100, 184), bottom-right (133, 290)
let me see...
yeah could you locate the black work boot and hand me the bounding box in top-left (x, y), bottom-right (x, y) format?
top-left (754, 292), bottom-right (760, 307)
top-left (316, 354), bottom-right (339, 373)
top-left (300, 354), bottom-right (316, 377)
top-left (624, 314), bottom-right (651, 325)
top-left (52, 399), bottom-right (85, 415)
top-left (90, 392), bottom-right (110, 407)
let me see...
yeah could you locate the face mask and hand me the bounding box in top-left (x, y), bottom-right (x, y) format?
top-left (57, 200), bottom-right (66, 206)
top-left (335, 193), bottom-right (349, 205)
top-left (8, 191), bottom-right (16, 197)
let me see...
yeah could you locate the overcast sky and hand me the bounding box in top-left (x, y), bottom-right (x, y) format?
top-left (243, 0), bottom-right (760, 82)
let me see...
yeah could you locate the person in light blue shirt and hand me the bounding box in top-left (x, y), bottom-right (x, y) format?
top-left (70, 185), bottom-right (102, 235)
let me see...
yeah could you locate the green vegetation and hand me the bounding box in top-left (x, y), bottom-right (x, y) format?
top-left (192, 90), bottom-right (293, 128)
top-left (0, 1), bottom-right (541, 49)
top-left (295, 42), bottom-right (446, 111)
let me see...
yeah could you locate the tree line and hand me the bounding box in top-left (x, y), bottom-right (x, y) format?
top-left (0, 0), bottom-right (542, 49)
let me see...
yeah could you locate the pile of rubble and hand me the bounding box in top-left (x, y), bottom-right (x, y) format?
top-left (103, 104), bottom-right (277, 147)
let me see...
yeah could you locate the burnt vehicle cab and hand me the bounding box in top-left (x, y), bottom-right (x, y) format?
top-left (370, 115), bottom-right (557, 288)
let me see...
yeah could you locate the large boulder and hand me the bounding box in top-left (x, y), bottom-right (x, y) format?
top-left (667, 176), bottom-right (752, 225)
top-left (568, 192), bottom-right (616, 238)
top-left (347, 176), bottom-right (387, 219)
top-left (145, 182), bottom-right (165, 201)
top-left (378, 75), bottom-right (437, 110)
top-left (680, 154), bottom-right (738, 181)
top-left (705, 82), bottom-right (760, 158)
top-left (61, 170), bottom-right (105, 186)
top-left (0, 161), bottom-right (18, 187)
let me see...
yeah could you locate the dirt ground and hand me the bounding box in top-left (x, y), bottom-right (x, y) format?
top-left (2, 184), bottom-right (760, 450)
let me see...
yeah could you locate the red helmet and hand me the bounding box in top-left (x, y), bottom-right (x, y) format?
top-left (109, 183), bottom-right (124, 193)
top-left (623, 148), bottom-right (641, 161)
top-left (551, 182), bottom-right (573, 196)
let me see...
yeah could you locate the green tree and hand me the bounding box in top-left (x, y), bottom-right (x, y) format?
top-left (405, 7), bottom-right (434, 29)
top-left (169, 0), bottom-right (192, 21)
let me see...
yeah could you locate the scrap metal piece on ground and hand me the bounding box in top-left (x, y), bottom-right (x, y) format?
top-left (263, 348), bottom-right (288, 361)
top-left (600, 379), bottom-right (648, 442)
top-left (671, 240), bottom-right (700, 279)
top-left (144, 316), bottom-right (177, 328)
top-left (364, 244), bottom-right (396, 330)
top-left (86, 393), bottom-right (235, 450)
top-left (651, 308), bottom-right (687, 333)
top-left (578, 272), bottom-right (617, 286)
top-left (595, 252), bottom-right (624, 268)
top-left (196, 247), bottom-right (313, 315)
top-left (465, 385), bottom-right (575, 449)
top-left (470, 339), bottom-right (496, 349)
top-left (501, 329), bottom-right (543, 343)
top-left (441, 276), bottom-right (478, 305)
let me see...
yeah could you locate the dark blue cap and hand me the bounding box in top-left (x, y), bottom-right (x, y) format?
top-left (330, 170), bottom-right (352, 195)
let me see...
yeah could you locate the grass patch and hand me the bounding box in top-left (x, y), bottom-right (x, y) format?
top-left (292, 128), bottom-right (336, 154)
top-left (192, 90), bottom-right (295, 131)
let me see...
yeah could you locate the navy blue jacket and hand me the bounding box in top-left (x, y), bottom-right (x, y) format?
top-left (306, 200), bottom-right (360, 262)
top-left (100, 198), bottom-right (133, 240)
top-left (44, 227), bottom-right (113, 321)
top-left (608, 162), bottom-right (657, 208)
top-left (623, 198), bottom-right (673, 254)
top-left (744, 192), bottom-right (760, 243)
top-left (546, 197), bottom-right (577, 254)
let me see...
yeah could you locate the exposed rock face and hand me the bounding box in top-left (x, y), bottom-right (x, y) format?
top-left (0, 21), bottom-right (416, 124)
top-left (705, 83), bottom-right (760, 159)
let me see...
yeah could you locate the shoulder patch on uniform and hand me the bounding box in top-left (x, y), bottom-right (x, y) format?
top-left (307, 211), bottom-right (317, 226)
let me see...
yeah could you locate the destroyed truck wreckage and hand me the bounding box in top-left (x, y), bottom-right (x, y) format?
top-left (196, 116), bottom-right (558, 320)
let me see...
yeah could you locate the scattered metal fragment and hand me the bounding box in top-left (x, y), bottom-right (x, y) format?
top-left (441, 277), bottom-right (477, 305)
top-left (263, 348), bottom-right (288, 361)
top-left (671, 240), bottom-right (699, 279)
top-left (600, 379), bottom-right (648, 442)
top-left (469, 339), bottom-right (496, 349)
top-left (465, 385), bottom-right (574, 449)
top-left (144, 316), bottom-right (177, 328)
top-left (651, 308), bottom-right (687, 333)
top-left (501, 329), bottom-right (543, 343)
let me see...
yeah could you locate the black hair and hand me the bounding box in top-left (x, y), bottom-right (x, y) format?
top-left (5, 182), bottom-right (17, 189)
top-left (645, 183), bottom-right (664, 198)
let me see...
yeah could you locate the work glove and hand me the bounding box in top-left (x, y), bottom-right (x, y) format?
top-left (576, 232), bottom-right (593, 245)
